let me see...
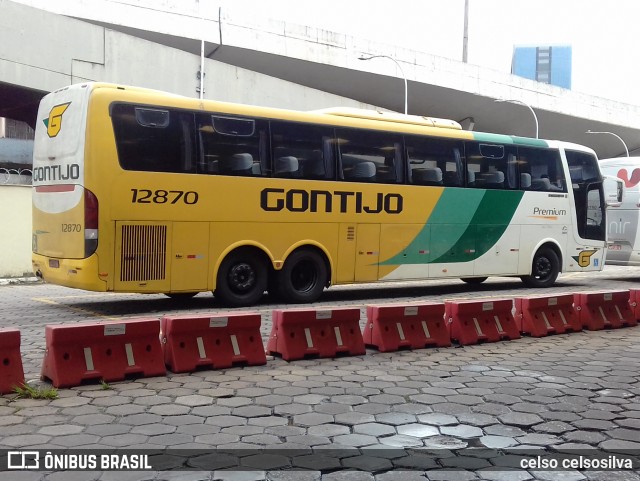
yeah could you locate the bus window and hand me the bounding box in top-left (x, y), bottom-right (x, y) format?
top-left (465, 141), bottom-right (517, 189)
top-left (585, 185), bottom-right (605, 241)
top-left (337, 129), bottom-right (403, 183)
top-left (566, 149), bottom-right (604, 241)
top-left (406, 136), bottom-right (463, 187)
top-left (213, 116), bottom-right (255, 136)
top-left (112, 104), bottom-right (195, 173)
top-left (197, 114), bottom-right (267, 176)
top-left (517, 147), bottom-right (566, 192)
top-left (270, 121), bottom-right (335, 179)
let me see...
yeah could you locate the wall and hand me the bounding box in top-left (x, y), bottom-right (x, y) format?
top-left (0, 185), bottom-right (32, 277)
top-left (0, 1), bottom-right (377, 112)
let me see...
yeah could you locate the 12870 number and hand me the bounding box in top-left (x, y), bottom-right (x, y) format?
top-left (130, 189), bottom-right (199, 205)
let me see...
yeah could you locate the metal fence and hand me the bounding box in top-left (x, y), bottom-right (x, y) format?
top-left (0, 168), bottom-right (32, 185)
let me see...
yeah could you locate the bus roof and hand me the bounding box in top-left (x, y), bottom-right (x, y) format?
top-left (73, 82), bottom-right (591, 150)
top-left (313, 107), bottom-right (462, 130)
top-left (599, 157), bottom-right (638, 167)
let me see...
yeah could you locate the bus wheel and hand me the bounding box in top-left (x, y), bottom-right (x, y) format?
top-left (460, 277), bottom-right (488, 285)
top-left (521, 247), bottom-right (559, 288)
top-left (215, 251), bottom-right (267, 307)
top-left (276, 249), bottom-right (328, 303)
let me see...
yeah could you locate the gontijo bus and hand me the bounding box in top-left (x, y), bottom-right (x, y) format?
top-left (32, 82), bottom-right (609, 307)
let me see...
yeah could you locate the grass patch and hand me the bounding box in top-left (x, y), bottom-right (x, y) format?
top-left (100, 380), bottom-right (112, 390)
top-left (13, 383), bottom-right (58, 400)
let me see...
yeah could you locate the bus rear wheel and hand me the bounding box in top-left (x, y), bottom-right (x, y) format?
top-left (275, 248), bottom-right (327, 304)
top-left (521, 247), bottom-right (560, 288)
top-left (215, 250), bottom-right (267, 307)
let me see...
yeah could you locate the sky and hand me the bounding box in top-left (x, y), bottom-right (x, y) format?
top-left (216, 0), bottom-right (640, 105)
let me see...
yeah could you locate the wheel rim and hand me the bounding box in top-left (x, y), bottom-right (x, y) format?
top-left (228, 262), bottom-right (256, 294)
top-left (291, 259), bottom-right (318, 293)
top-left (534, 256), bottom-right (552, 279)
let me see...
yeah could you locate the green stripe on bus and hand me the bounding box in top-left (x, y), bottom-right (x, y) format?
top-left (380, 189), bottom-right (483, 265)
top-left (472, 132), bottom-right (549, 148)
top-left (429, 189), bottom-right (524, 263)
top-left (380, 189), bottom-right (524, 265)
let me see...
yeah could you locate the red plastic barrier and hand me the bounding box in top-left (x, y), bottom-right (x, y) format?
top-left (574, 290), bottom-right (636, 330)
top-left (162, 312), bottom-right (266, 373)
top-left (41, 318), bottom-right (166, 388)
top-left (364, 303), bottom-right (450, 352)
top-left (0, 329), bottom-right (24, 394)
top-left (445, 298), bottom-right (520, 345)
top-left (267, 307), bottom-right (365, 361)
top-left (628, 289), bottom-right (640, 326)
top-left (514, 294), bottom-right (581, 337)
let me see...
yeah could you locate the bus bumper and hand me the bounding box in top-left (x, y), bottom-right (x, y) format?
top-left (32, 253), bottom-right (107, 291)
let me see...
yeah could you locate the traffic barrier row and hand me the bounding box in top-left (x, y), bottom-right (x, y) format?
top-left (2, 288), bottom-right (640, 392)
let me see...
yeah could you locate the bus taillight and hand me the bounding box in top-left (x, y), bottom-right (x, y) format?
top-left (84, 188), bottom-right (99, 257)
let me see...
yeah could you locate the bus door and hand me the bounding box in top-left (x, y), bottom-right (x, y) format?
top-left (355, 224), bottom-right (380, 281)
top-left (170, 222), bottom-right (210, 292)
top-left (336, 223), bottom-right (380, 282)
top-left (566, 150), bottom-right (606, 269)
top-left (474, 224), bottom-right (521, 275)
top-left (428, 223), bottom-right (476, 278)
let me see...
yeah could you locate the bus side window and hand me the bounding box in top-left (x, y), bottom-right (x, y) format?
top-left (336, 129), bottom-right (403, 184)
top-left (405, 136), bottom-right (463, 187)
top-left (517, 147), bottom-right (566, 192)
top-left (111, 104), bottom-right (195, 174)
top-left (197, 115), bottom-right (266, 177)
top-left (270, 122), bottom-right (334, 180)
top-left (464, 141), bottom-right (516, 190)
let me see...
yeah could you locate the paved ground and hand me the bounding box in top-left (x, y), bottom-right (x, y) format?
top-left (1, 267), bottom-right (640, 480)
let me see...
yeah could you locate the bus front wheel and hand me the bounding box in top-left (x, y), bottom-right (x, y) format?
top-left (215, 250), bottom-right (267, 307)
top-left (275, 248), bottom-right (328, 303)
top-left (521, 247), bottom-right (560, 288)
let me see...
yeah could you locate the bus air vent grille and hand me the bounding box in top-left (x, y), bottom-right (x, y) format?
top-left (120, 224), bottom-right (167, 281)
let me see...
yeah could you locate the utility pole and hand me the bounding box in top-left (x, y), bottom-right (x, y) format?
top-left (462, 0), bottom-right (469, 62)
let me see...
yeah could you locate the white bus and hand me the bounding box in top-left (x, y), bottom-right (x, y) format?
top-left (599, 157), bottom-right (640, 265)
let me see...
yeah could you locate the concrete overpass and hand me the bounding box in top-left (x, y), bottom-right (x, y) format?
top-left (2, 0), bottom-right (640, 159)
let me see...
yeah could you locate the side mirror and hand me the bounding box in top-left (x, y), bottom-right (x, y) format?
top-left (603, 175), bottom-right (623, 207)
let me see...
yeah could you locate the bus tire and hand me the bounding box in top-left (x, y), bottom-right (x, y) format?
top-left (460, 277), bottom-right (488, 285)
top-left (521, 247), bottom-right (560, 288)
top-left (275, 248), bottom-right (327, 304)
top-left (215, 250), bottom-right (267, 307)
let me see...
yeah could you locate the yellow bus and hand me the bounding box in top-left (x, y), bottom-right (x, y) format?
top-left (32, 83), bottom-right (608, 306)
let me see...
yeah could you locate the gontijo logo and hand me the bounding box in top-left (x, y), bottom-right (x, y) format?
top-left (43, 102), bottom-right (71, 138)
top-left (572, 249), bottom-right (598, 268)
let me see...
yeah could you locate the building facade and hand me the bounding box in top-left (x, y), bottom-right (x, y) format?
top-left (512, 45), bottom-right (572, 89)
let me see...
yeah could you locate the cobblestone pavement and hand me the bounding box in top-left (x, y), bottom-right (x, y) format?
top-left (0, 267), bottom-right (640, 480)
